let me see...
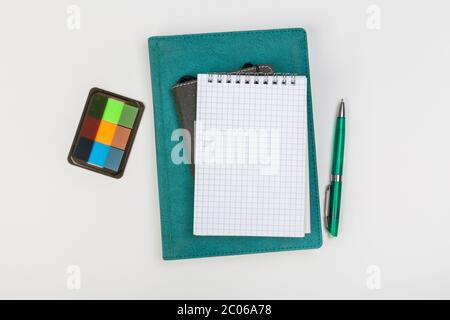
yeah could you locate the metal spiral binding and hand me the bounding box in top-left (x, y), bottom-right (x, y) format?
top-left (206, 73), bottom-right (297, 85)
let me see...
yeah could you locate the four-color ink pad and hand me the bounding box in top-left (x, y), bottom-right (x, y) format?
top-left (68, 88), bottom-right (144, 178)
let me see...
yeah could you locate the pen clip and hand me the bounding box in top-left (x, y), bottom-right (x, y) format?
top-left (324, 184), bottom-right (331, 230)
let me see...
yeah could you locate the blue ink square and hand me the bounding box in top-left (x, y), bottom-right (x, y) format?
top-left (88, 142), bottom-right (110, 167)
top-left (104, 147), bottom-right (124, 172)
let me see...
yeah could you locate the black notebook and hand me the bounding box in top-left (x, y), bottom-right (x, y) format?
top-left (171, 64), bottom-right (274, 176)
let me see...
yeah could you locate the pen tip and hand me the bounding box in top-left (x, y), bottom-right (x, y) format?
top-left (338, 99), bottom-right (345, 117)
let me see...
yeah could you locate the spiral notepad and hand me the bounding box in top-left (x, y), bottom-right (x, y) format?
top-left (194, 74), bottom-right (308, 237)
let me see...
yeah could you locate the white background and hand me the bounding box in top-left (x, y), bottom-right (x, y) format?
top-left (0, 0), bottom-right (449, 299)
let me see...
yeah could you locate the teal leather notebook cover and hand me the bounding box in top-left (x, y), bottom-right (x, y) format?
top-left (148, 28), bottom-right (322, 260)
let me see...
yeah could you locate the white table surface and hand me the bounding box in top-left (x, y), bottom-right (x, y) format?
top-left (1, 0), bottom-right (449, 299)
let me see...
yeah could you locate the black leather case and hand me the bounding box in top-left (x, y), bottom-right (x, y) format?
top-left (171, 64), bottom-right (274, 176)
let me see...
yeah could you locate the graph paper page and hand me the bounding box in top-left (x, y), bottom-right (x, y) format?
top-left (194, 74), bottom-right (308, 237)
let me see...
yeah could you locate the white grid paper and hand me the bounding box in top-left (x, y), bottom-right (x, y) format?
top-left (194, 74), bottom-right (308, 237)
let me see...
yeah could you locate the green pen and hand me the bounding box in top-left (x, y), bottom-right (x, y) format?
top-left (325, 99), bottom-right (346, 237)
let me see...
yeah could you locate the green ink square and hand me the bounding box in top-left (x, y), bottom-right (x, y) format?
top-left (102, 98), bottom-right (124, 124)
top-left (87, 93), bottom-right (107, 119)
top-left (118, 104), bottom-right (139, 128)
